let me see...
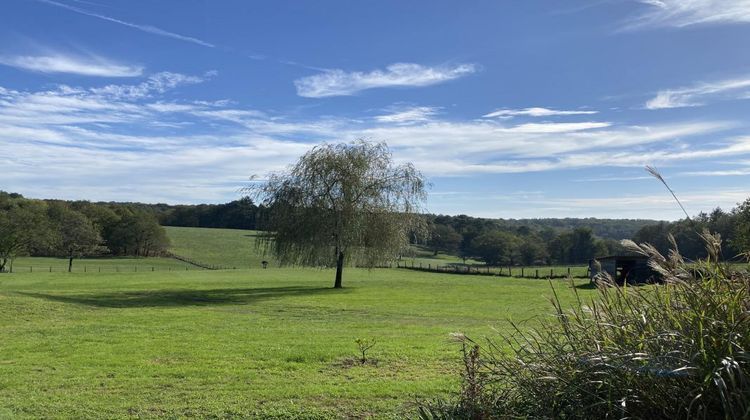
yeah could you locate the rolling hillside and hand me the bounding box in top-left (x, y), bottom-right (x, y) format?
top-left (165, 226), bottom-right (273, 268)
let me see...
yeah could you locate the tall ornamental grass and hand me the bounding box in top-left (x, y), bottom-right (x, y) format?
top-left (420, 232), bottom-right (750, 419)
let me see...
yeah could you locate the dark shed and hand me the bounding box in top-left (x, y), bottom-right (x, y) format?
top-left (589, 255), bottom-right (658, 285)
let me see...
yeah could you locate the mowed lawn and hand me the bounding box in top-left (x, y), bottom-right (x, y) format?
top-left (0, 268), bottom-right (594, 418)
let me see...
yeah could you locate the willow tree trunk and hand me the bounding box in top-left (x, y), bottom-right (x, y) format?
top-left (334, 251), bottom-right (344, 288)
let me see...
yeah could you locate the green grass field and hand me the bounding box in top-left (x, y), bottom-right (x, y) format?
top-left (0, 267), bottom-right (593, 418)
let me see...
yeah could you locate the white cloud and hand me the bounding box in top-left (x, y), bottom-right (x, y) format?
top-left (0, 71), bottom-right (213, 128)
top-left (294, 63), bottom-right (477, 98)
top-left (573, 175), bottom-right (653, 182)
top-left (680, 160), bottom-right (750, 176)
top-left (90, 71), bottom-right (211, 99)
top-left (428, 187), bottom-right (750, 220)
top-left (682, 169), bottom-right (750, 176)
top-left (37, 0), bottom-right (215, 48)
top-left (525, 189), bottom-right (750, 219)
top-left (645, 75), bottom-right (750, 109)
top-left (0, 54), bottom-right (143, 77)
top-left (356, 120), bottom-right (727, 161)
top-left (0, 75), bottom-right (745, 209)
top-left (503, 122), bottom-right (611, 133)
top-left (483, 107), bottom-right (597, 118)
top-left (625, 0), bottom-right (750, 30)
top-left (374, 106), bottom-right (439, 124)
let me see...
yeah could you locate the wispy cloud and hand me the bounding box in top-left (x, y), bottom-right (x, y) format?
top-left (374, 106), bottom-right (439, 124)
top-left (294, 63), bottom-right (477, 98)
top-left (359, 121), bottom-right (732, 174)
top-left (483, 107), bottom-right (597, 118)
top-left (680, 160), bottom-right (750, 176)
top-left (0, 53), bottom-right (143, 77)
top-left (573, 175), bottom-right (653, 182)
top-left (503, 122), bottom-right (611, 133)
top-left (682, 169), bottom-right (750, 176)
top-left (0, 74), bottom-right (744, 208)
top-left (519, 188), bottom-right (750, 219)
top-left (624, 0), bottom-right (750, 30)
top-left (37, 0), bottom-right (215, 48)
top-left (90, 71), bottom-right (213, 99)
top-left (645, 75), bottom-right (750, 109)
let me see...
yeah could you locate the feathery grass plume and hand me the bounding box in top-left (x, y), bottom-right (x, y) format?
top-left (645, 165), bottom-right (692, 223)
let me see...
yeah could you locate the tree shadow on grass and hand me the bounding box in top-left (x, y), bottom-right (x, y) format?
top-left (573, 282), bottom-right (597, 290)
top-left (19, 286), bottom-right (347, 308)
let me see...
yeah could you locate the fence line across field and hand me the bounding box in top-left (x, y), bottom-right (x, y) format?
top-left (4, 260), bottom-right (590, 278)
top-left (4, 264), bottom-right (246, 273)
top-left (395, 260), bottom-right (590, 279)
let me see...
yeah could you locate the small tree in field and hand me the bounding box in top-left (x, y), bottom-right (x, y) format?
top-left (252, 140), bottom-right (427, 288)
top-left (0, 199), bottom-right (51, 273)
top-left (52, 208), bottom-right (103, 272)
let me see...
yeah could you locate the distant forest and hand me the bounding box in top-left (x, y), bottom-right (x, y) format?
top-left (2, 191), bottom-right (749, 269)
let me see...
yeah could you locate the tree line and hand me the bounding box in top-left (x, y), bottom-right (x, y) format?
top-left (633, 203), bottom-right (750, 261)
top-left (0, 191), bottom-right (169, 272)
top-left (4, 187), bottom-right (748, 273)
top-left (424, 214), bottom-right (628, 266)
top-left (425, 199), bottom-right (750, 266)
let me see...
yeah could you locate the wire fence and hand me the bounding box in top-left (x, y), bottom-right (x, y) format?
top-left (2, 258), bottom-right (590, 278)
top-left (5, 264), bottom-right (199, 274)
top-left (395, 260), bottom-right (590, 279)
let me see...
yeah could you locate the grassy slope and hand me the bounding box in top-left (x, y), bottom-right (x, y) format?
top-left (165, 226), bottom-right (272, 268)
top-left (0, 268), bottom-right (593, 418)
top-left (164, 226), bottom-right (483, 270)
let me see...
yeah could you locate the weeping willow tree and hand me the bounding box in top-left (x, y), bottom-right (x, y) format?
top-left (251, 140), bottom-right (427, 288)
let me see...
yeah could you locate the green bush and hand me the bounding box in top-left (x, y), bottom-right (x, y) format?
top-left (421, 232), bottom-right (750, 419)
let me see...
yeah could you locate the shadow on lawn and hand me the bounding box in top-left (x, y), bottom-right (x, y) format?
top-left (19, 286), bottom-right (346, 308)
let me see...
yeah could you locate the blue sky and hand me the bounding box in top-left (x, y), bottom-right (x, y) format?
top-left (2, 0), bottom-right (750, 219)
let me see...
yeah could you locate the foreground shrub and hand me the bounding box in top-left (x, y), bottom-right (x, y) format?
top-left (421, 233), bottom-right (750, 419)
